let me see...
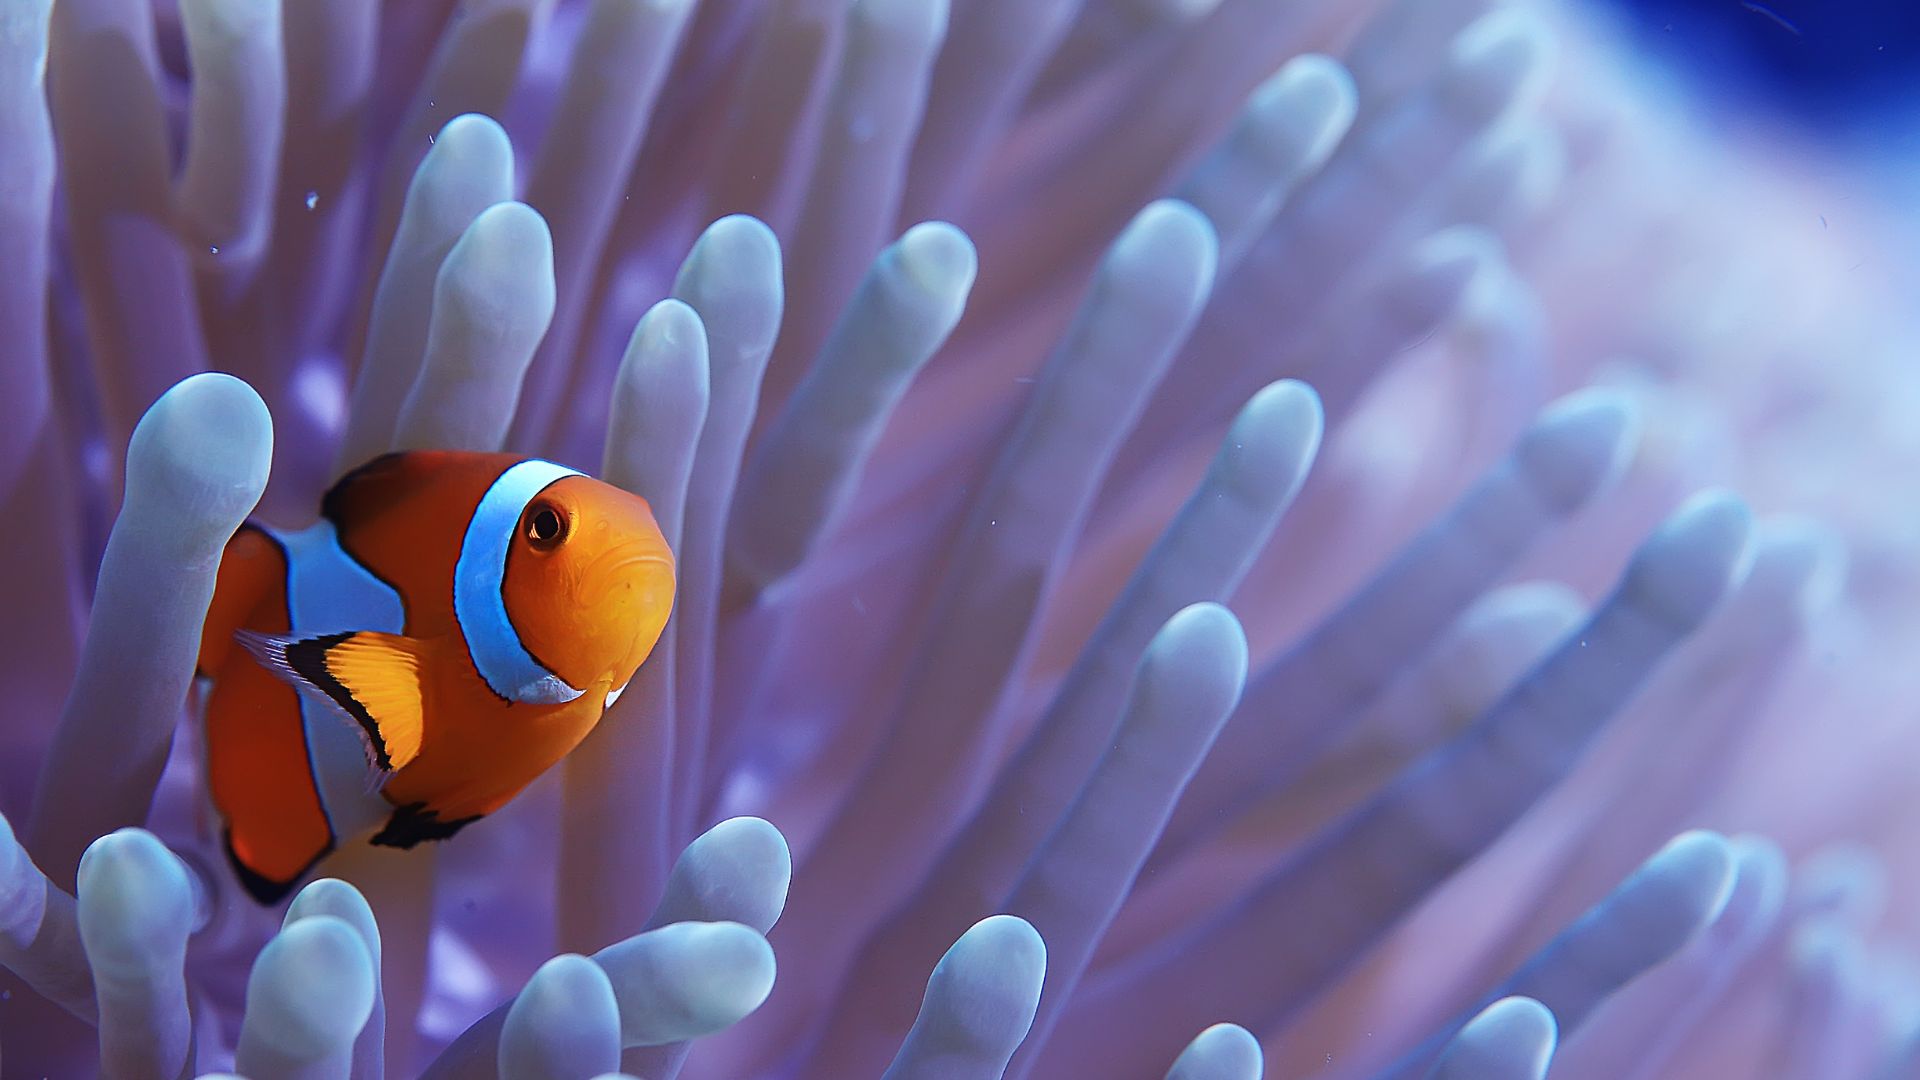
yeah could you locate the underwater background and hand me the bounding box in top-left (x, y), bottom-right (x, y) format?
top-left (1601, 0), bottom-right (1920, 141)
top-left (2, 0), bottom-right (1918, 1076)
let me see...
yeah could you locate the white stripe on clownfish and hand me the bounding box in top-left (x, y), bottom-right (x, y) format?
top-left (453, 459), bottom-right (589, 705)
top-left (264, 518), bottom-right (405, 841)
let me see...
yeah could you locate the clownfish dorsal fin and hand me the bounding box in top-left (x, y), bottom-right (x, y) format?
top-left (322, 451), bottom-right (458, 525)
top-left (235, 629), bottom-right (430, 774)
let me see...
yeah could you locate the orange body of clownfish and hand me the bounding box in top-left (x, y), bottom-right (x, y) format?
top-left (194, 451), bottom-right (675, 904)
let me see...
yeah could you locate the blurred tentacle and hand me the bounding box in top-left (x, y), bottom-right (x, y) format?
top-left (709, 222), bottom-right (976, 786)
top-left (877, 916), bottom-right (1045, 1080)
top-left (1257, 8), bottom-right (1554, 350)
top-left (346, 0), bottom-right (549, 366)
top-left (971, 0), bottom-right (1345, 310)
top-left (1043, 493), bottom-right (1754, 1073)
top-left (1469, 518), bottom-right (1847, 988)
top-left (1172, 54), bottom-right (1357, 272)
top-left (233, 915), bottom-right (377, 1080)
top-left (284, 879), bottom-right (386, 1080)
top-left (0, 812), bottom-right (92, 1020)
top-left (314, 846), bottom-right (431, 1079)
top-left (665, 216), bottom-right (784, 843)
top-left (1381, 831), bottom-right (1737, 1077)
top-left (239, 0), bottom-right (379, 372)
top-left (1442, 268), bottom-right (1551, 470)
top-left (1163, 1023), bottom-right (1263, 1080)
top-left (1131, 8), bottom-right (1552, 457)
top-left (1553, 836), bottom-right (1789, 1080)
top-left (0, 0), bottom-right (54, 501)
top-left (391, 201), bottom-right (556, 451)
top-left (1427, 997), bottom-right (1556, 1080)
top-left (1432, 121), bottom-right (1564, 237)
top-left (1779, 917), bottom-right (1875, 1080)
top-left (76, 829), bottom-right (197, 1080)
top-left (626, 815), bottom-right (793, 1080)
top-left (28, 374), bottom-right (272, 888)
top-left (852, 50), bottom-right (1354, 520)
top-left (561, 299), bottom-right (711, 952)
top-left (432, 816), bottom-right (791, 1078)
top-left (498, 954), bottom-right (622, 1080)
top-left (46, 0), bottom-right (208, 446)
top-left (696, 0), bottom-right (850, 230)
top-left (0, 0), bottom-right (81, 771)
top-left (830, 380), bottom-right (1321, 1042)
top-left (1345, 0), bottom-right (1502, 113)
top-left (999, 605), bottom-right (1249, 1079)
top-left (773, 204), bottom-right (1217, 1045)
top-left (174, 0), bottom-right (287, 283)
top-left (897, 0), bottom-right (1079, 224)
top-left (1155, 387), bottom-right (1637, 866)
top-left (1026, 0), bottom-right (1227, 114)
top-left (1118, 224), bottom-right (1496, 503)
top-left (511, 0), bottom-right (698, 452)
top-left (1306, 230), bottom-right (1501, 423)
top-left (1355, 581), bottom-right (1586, 764)
top-left (727, 222), bottom-right (977, 601)
top-left (1793, 845), bottom-right (1889, 932)
top-left (1095, 581), bottom-right (1585, 981)
top-left (363, 2), bottom-right (459, 157)
top-left (760, 0), bottom-right (951, 420)
top-left (334, 113), bottom-right (516, 476)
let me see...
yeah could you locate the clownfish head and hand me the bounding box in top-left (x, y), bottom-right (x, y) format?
top-left (495, 472), bottom-right (675, 703)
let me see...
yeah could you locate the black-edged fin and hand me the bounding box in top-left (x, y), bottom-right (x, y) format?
top-left (224, 829), bottom-right (332, 906)
top-left (320, 451), bottom-right (410, 525)
top-left (371, 802), bottom-right (482, 850)
top-left (321, 450), bottom-right (469, 529)
top-left (234, 629), bottom-right (429, 774)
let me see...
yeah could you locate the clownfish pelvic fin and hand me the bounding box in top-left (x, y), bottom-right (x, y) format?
top-left (235, 629), bottom-right (430, 775)
top-left (371, 802), bottom-right (483, 849)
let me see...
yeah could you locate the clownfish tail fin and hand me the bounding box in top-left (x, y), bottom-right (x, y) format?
top-left (234, 629), bottom-right (429, 775)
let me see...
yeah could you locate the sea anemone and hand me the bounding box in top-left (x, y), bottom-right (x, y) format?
top-left (2, 0), bottom-right (1915, 1077)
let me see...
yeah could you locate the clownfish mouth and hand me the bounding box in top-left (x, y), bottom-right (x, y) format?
top-left (586, 548), bottom-right (675, 579)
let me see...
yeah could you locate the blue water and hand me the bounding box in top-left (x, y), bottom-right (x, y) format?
top-left (1596, 0), bottom-right (1920, 136)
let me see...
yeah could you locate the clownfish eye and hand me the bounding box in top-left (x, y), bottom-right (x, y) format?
top-left (525, 504), bottom-right (566, 548)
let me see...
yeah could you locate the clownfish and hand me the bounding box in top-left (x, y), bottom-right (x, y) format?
top-left (194, 451), bottom-right (675, 904)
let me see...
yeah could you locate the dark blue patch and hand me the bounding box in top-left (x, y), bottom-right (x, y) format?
top-left (1592, 0), bottom-right (1920, 137)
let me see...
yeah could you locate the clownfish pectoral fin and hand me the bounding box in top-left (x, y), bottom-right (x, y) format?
top-left (235, 629), bottom-right (430, 774)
